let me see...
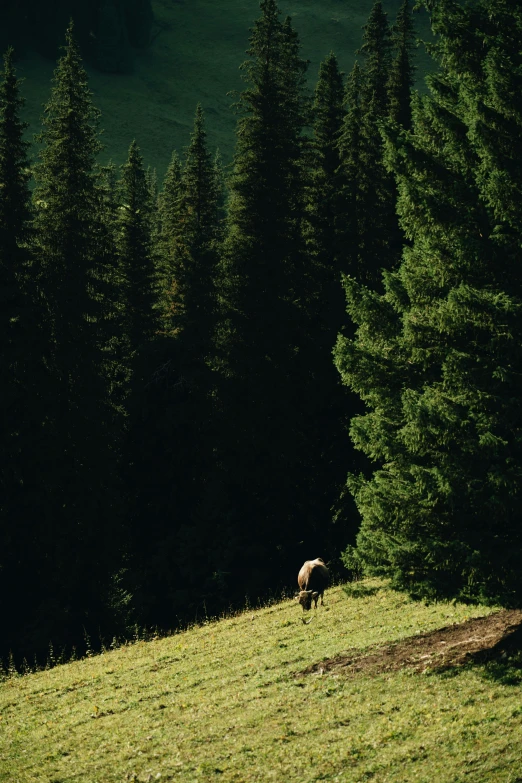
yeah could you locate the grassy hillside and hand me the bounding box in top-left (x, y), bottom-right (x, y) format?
top-left (16, 0), bottom-right (433, 180)
top-left (2, 580), bottom-right (522, 783)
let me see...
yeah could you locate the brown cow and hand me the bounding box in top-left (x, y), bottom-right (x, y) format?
top-left (297, 558), bottom-right (329, 612)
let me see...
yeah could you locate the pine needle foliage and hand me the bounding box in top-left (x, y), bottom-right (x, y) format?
top-left (342, 0), bottom-right (402, 287)
top-left (0, 47), bottom-right (43, 661)
top-left (303, 52), bottom-right (361, 547)
top-left (170, 104), bottom-right (221, 357)
top-left (0, 46), bottom-right (32, 478)
top-left (214, 0), bottom-right (330, 595)
top-left (117, 139), bottom-right (159, 357)
top-left (123, 109), bottom-right (223, 631)
top-left (336, 0), bottom-right (522, 608)
top-left (338, 61), bottom-right (364, 285)
top-left (156, 148), bottom-right (183, 315)
top-left (387, 0), bottom-right (417, 130)
top-left (29, 23), bottom-right (124, 657)
top-left (306, 52), bottom-right (346, 323)
top-left (358, 0), bottom-right (392, 118)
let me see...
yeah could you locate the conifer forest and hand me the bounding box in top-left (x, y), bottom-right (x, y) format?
top-left (2, 0), bottom-right (522, 668)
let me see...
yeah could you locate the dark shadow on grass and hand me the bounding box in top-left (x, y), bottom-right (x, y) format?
top-left (467, 623), bottom-right (522, 686)
top-left (342, 583), bottom-right (381, 599)
top-left (299, 609), bottom-right (522, 682)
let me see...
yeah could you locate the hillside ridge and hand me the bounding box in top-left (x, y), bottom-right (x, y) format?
top-left (14, 0), bottom-right (432, 178)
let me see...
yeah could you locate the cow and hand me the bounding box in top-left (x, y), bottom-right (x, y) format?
top-left (297, 558), bottom-right (330, 613)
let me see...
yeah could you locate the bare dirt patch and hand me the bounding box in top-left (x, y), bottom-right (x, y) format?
top-left (301, 609), bottom-right (522, 677)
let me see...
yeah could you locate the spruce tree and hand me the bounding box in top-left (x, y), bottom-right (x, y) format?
top-left (156, 149), bottom-right (183, 324)
top-left (30, 23), bottom-right (123, 658)
top-left (0, 47), bottom-right (32, 485)
top-left (301, 52), bottom-right (360, 549)
top-left (335, 0), bottom-right (522, 607)
top-left (0, 48), bottom-right (44, 661)
top-left (117, 139), bottom-right (158, 356)
top-left (213, 148), bottom-right (227, 221)
top-left (306, 52), bottom-right (346, 325)
top-left (170, 104), bottom-right (220, 356)
top-left (217, 0), bottom-right (309, 378)
top-left (214, 0), bottom-right (338, 600)
top-left (358, 0), bottom-right (392, 117)
top-left (337, 62), bottom-right (364, 284)
top-left (116, 139), bottom-right (174, 628)
top-left (126, 107), bottom-right (224, 627)
top-left (387, 0), bottom-right (416, 130)
top-left (98, 159), bottom-right (129, 414)
top-left (346, 0), bottom-right (402, 287)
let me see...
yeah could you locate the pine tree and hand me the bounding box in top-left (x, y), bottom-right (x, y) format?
top-left (29, 24), bottom-right (124, 658)
top-left (387, 0), bottom-right (416, 130)
top-left (156, 149), bottom-right (183, 323)
top-left (217, 0), bottom-right (309, 377)
top-left (0, 47), bottom-right (32, 482)
top-left (117, 140), bottom-right (159, 356)
top-left (213, 148), bottom-right (227, 221)
top-left (306, 52), bottom-right (346, 326)
top-left (126, 108), bottom-right (224, 627)
top-left (116, 139), bottom-right (177, 628)
top-left (345, 0), bottom-right (402, 287)
top-left (170, 104), bottom-right (220, 357)
top-left (214, 0), bottom-right (338, 601)
top-left (358, 0), bottom-right (392, 117)
top-left (0, 47), bottom-right (44, 661)
top-left (337, 62), bottom-right (364, 284)
top-left (98, 159), bottom-right (129, 413)
top-left (300, 52), bottom-right (361, 551)
top-left (335, 0), bottom-right (522, 607)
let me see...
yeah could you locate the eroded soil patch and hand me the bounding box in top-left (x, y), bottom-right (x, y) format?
top-left (301, 609), bottom-right (522, 677)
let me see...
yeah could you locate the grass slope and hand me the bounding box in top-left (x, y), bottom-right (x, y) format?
top-left (2, 580), bottom-right (522, 783)
top-left (16, 0), bottom-right (432, 180)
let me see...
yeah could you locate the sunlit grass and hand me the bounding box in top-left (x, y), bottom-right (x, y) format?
top-left (2, 580), bottom-right (521, 782)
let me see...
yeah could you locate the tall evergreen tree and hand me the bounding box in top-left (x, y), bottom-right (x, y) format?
top-left (116, 139), bottom-right (174, 627)
top-left (343, 0), bottom-right (401, 287)
top-left (213, 0), bottom-right (344, 600)
top-left (170, 104), bottom-right (220, 357)
top-left (337, 62), bottom-right (364, 285)
top-left (98, 159), bottom-right (129, 415)
top-left (387, 0), bottom-right (416, 130)
top-left (335, 0), bottom-right (522, 607)
top-left (301, 53), bottom-right (360, 549)
top-left (156, 149), bottom-right (183, 325)
top-left (28, 23), bottom-right (124, 658)
top-left (306, 52), bottom-right (346, 325)
top-left (0, 47), bottom-right (32, 489)
top-left (117, 140), bottom-right (158, 356)
top-left (0, 47), bottom-right (45, 661)
top-left (358, 0), bottom-right (392, 117)
top-left (125, 110), bottom-right (223, 627)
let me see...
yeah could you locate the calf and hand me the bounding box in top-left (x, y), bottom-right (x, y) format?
top-left (297, 558), bottom-right (329, 612)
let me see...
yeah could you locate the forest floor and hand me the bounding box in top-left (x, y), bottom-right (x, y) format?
top-left (16, 0), bottom-right (433, 180)
top-left (2, 579), bottom-right (522, 783)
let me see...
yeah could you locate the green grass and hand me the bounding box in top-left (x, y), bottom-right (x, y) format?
top-left (2, 580), bottom-right (522, 783)
top-left (17, 0), bottom-right (433, 180)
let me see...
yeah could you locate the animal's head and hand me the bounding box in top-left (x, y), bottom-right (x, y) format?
top-left (297, 590), bottom-right (319, 611)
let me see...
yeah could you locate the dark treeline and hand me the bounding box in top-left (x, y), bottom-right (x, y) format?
top-left (2, 0), bottom-right (522, 667)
